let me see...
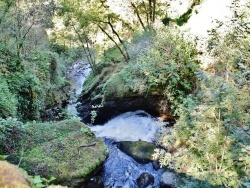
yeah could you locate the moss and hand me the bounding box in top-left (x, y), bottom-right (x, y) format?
top-left (0, 161), bottom-right (31, 188)
top-left (119, 141), bottom-right (156, 164)
top-left (81, 63), bottom-right (128, 100)
top-left (81, 67), bottom-right (112, 98)
top-left (21, 119), bottom-right (108, 187)
top-left (22, 118), bottom-right (84, 150)
top-left (102, 73), bottom-right (131, 98)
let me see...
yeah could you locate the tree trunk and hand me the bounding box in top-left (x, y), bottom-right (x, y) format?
top-left (72, 26), bottom-right (97, 74)
top-left (148, 0), bottom-right (153, 23)
top-left (131, 2), bottom-right (146, 31)
top-left (107, 21), bottom-right (130, 61)
top-left (152, 0), bottom-right (156, 22)
top-left (98, 24), bottom-right (129, 62)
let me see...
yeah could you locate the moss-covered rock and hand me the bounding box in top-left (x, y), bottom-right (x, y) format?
top-left (21, 119), bottom-right (108, 187)
top-left (0, 161), bottom-right (31, 188)
top-left (22, 118), bottom-right (86, 150)
top-left (119, 141), bottom-right (156, 164)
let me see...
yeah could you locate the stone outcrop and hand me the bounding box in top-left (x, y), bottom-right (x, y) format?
top-left (20, 119), bottom-right (108, 187)
top-left (78, 93), bottom-right (173, 125)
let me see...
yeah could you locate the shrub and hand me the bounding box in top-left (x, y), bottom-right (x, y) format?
top-left (0, 118), bottom-right (24, 157)
top-left (115, 28), bottom-right (200, 113)
top-left (154, 7), bottom-right (250, 187)
top-left (0, 77), bottom-right (17, 118)
top-left (154, 50), bottom-right (250, 187)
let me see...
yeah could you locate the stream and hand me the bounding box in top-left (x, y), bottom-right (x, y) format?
top-left (89, 111), bottom-right (165, 188)
top-left (67, 60), bottom-right (169, 188)
top-left (66, 59), bottom-right (91, 116)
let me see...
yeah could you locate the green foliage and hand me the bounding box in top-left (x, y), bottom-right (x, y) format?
top-left (173, 8), bottom-right (193, 26)
top-left (0, 48), bottom-right (73, 121)
top-left (155, 74), bottom-right (250, 187)
top-left (80, 126), bottom-right (94, 137)
top-left (154, 32), bottom-right (250, 187)
top-left (0, 155), bottom-right (9, 160)
top-left (0, 117), bottom-right (24, 156)
top-left (103, 72), bottom-right (130, 98)
top-left (30, 175), bottom-right (56, 188)
top-left (113, 28), bottom-right (199, 113)
top-left (0, 0), bottom-right (79, 122)
top-left (81, 66), bottom-right (117, 98)
top-left (163, 0), bottom-right (203, 26)
top-left (83, 28), bottom-right (199, 116)
top-left (7, 72), bottom-right (43, 120)
top-left (0, 77), bottom-right (17, 118)
top-left (103, 45), bottom-right (124, 63)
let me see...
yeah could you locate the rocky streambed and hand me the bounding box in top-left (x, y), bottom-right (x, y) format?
top-left (66, 60), bottom-right (177, 187)
top-left (83, 111), bottom-right (177, 188)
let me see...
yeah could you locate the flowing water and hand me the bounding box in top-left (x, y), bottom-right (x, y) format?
top-left (90, 110), bottom-right (162, 142)
top-left (89, 111), bottom-right (165, 188)
top-left (70, 62), bottom-right (166, 187)
top-left (102, 138), bottom-right (164, 188)
top-left (67, 60), bottom-right (91, 116)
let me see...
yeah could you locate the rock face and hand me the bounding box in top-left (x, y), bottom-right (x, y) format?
top-left (118, 141), bottom-right (156, 164)
top-left (78, 94), bottom-right (173, 125)
top-left (0, 161), bottom-right (31, 188)
top-left (21, 119), bottom-right (108, 187)
top-left (136, 172), bottom-right (154, 188)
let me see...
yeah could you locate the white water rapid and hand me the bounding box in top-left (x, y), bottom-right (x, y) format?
top-left (70, 61), bottom-right (168, 188)
top-left (90, 110), bottom-right (163, 142)
top-left (66, 60), bottom-right (91, 116)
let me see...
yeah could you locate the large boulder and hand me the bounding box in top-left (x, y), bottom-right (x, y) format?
top-left (77, 68), bottom-right (173, 125)
top-left (118, 141), bottom-right (156, 164)
top-left (21, 119), bottom-right (108, 187)
top-left (0, 161), bottom-right (31, 188)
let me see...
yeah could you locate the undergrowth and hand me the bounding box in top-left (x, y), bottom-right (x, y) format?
top-left (154, 11), bottom-right (250, 187)
top-left (100, 28), bottom-right (200, 113)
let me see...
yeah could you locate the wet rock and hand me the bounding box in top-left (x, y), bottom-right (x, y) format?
top-left (160, 171), bottom-right (176, 188)
top-left (0, 161), bottom-right (31, 188)
top-left (242, 125), bottom-right (249, 131)
top-left (77, 93), bottom-right (173, 125)
top-left (152, 161), bottom-right (160, 170)
top-left (136, 172), bottom-right (154, 188)
top-left (119, 141), bottom-right (156, 164)
top-left (21, 119), bottom-right (108, 187)
top-left (82, 176), bottom-right (104, 188)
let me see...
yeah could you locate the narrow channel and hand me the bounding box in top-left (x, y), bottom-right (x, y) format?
top-left (67, 60), bottom-right (167, 188)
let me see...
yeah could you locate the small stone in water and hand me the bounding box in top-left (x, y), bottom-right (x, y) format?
top-left (152, 161), bottom-right (160, 170)
top-left (136, 172), bottom-right (154, 188)
top-left (160, 172), bottom-right (176, 188)
top-left (242, 125), bottom-right (249, 131)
